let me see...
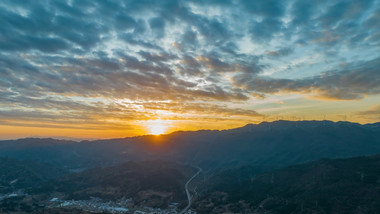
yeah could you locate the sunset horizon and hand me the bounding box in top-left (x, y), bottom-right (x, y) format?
top-left (1, 1), bottom-right (379, 140)
top-left (1, 118), bottom-right (379, 141)
top-left (0, 1), bottom-right (380, 212)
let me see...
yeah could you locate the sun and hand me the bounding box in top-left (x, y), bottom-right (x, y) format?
top-left (147, 119), bottom-right (169, 135)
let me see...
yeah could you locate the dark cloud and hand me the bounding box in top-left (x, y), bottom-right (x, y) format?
top-left (267, 47), bottom-right (294, 58)
top-left (293, 0), bottom-right (377, 48)
top-left (138, 51), bottom-right (177, 64)
top-left (290, 0), bottom-right (316, 27)
top-left (242, 0), bottom-right (285, 17)
top-left (149, 17), bottom-right (166, 38)
top-left (250, 18), bottom-right (285, 42)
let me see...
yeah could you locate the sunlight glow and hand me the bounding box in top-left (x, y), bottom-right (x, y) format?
top-left (147, 119), bottom-right (169, 135)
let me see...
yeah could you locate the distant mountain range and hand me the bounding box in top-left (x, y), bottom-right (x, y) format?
top-left (0, 120), bottom-right (379, 173)
top-left (0, 120), bottom-right (379, 213)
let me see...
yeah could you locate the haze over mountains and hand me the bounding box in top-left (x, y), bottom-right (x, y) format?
top-left (1, 120), bottom-right (379, 171)
top-left (0, 120), bottom-right (379, 213)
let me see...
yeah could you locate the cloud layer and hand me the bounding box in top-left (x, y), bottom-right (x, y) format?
top-left (0, 0), bottom-right (379, 135)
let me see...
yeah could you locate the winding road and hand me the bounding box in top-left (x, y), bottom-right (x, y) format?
top-left (180, 166), bottom-right (202, 214)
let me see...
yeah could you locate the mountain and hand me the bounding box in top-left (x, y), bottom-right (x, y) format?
top-left (0, 138), bottom-right (138, 170)
top-left (0, 157), bottom-right (67, 193)
top-left (33, 161), bottom-right (195, 208)
top-left (0, 161), bottom-right (196, 213)
top-left (2, 154), bottom-right (379, 213)
top-left (0, 121), bottom-right (379, 174)
top-left (194, 154), bottom-right (380, 214)
top-left (1, 120), bottom-right (379, 213)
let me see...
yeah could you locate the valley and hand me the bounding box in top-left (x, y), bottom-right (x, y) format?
top-left (0, 121), bottom-right (379, 213)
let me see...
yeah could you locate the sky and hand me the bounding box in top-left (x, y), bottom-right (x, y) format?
top-left (0, 0), bottom-right (380, 139)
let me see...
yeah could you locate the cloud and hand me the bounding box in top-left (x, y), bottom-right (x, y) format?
top-left (0, 0), bottom-right (379, 132)
top-left (149, 17), bottom-right (166, 38)
top-left (242, 0), bottom-right (285, 17)
top-left (233, 57), bottom-right (380, 100)
top-left (357, 105), bottom-right (380, 116)
top-left (250, 18), bottom-right (285, 42)
top-left (267, 47), bottom-right (294, 58)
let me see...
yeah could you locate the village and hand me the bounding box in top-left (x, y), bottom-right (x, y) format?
top-left (48, 197), bottom-right (197, 214)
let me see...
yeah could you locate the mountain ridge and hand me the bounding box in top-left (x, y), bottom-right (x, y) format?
top-left (0, 120), bottom-right (379, 173)
top-left (3, 120), bottom-right (380, 142)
